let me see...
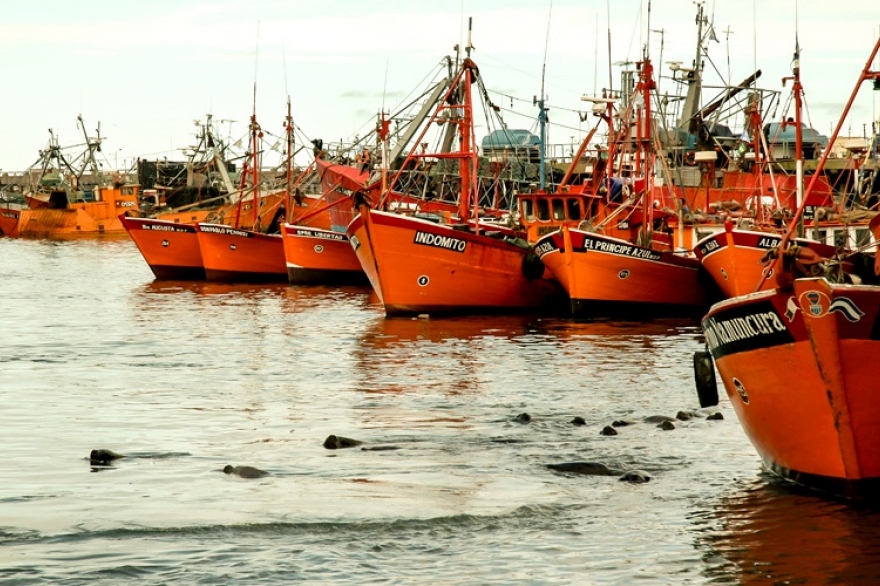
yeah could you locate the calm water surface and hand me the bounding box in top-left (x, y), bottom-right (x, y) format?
top-left (2, 237), bottom-right (880, 584)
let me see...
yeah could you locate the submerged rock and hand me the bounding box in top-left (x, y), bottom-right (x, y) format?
top-left (546, 462), bottom-right (616, 476)
top-left (643, 415), bottom-right (676, 424)
top-left (658, 420), bottom-right (676, 431)
top-left (323, 435), bottom-right (363, 450)
top-left (600, 425), bottom-right (618, 436)
top-left (571, 416), bottom-right (587, 426)
top-left (619, 470), bottom-right (652, 484)
top-left (223, 465), bottom-right (268, 479)
top-left (707, 412), bottom-right (724, 421)
top-left (515, 413), bottom-right (532, 424)
top-left (89, 449), bottom-right (125, 465)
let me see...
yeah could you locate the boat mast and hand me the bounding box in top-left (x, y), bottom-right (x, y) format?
top-left (785, 40), bottom-right (806, 226)
top-left (250, 112), bottom-right (261, 230)
top-left (284, 96), bottom-right (293, 225)
top-left (459, 18), bottom-right (475, 222)
top-left (535, 4), bottom-right (552, 192)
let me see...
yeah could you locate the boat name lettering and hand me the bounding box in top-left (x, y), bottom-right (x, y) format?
top-left (698, 239), bottom-right (720, 256)
top-left (200, 225), bottom-right (250, 237)
top-left (757, 236), bottom-right (781, 249)
top-left (413, 231), bottom-right (467, 253)
top-left (350, 235), bottom-right (361, 251)
top-left (534, 240), bottom-right (556, 257)
top-left (144, 223), bottom-right (189, 232)
top-left (116, 201), bottom-right (137, 208)
top-left (583, 236), bottom-right (662, 261)
top-left (2, 211), bottom-right (18, 218)
top-left (702, 311), bottom-right (786, 353)
top-left (295, 228), bottom-right (345, 241)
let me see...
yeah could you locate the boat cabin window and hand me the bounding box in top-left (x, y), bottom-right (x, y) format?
top-left (567, 198), bottom-right (582, 221)
top-left (123, 187), bottom-right (136, 196)
top-left (833, 230), bottom-right (848, 249)
top-left (536, 199), bottom-right (550, 221)
top-left (811, 229), bottom-right (827, 245)
top-left (521, 199), bottom-right (535, 221)
top-left (856, 228), bottom-right (871, 248)
top-left (552, 199), bottom-right (566, 221)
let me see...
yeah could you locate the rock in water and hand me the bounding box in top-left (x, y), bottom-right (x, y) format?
top-left (90, 449), bottom-right (125, 465)
top-left (619, 470), bottom-right (651, 484)
top-left (546, 462), bottom-right (616, 476)
top-left (323, 435), bottom-right (363, 449)
top-left (223, 465), bottom-right (268, 479)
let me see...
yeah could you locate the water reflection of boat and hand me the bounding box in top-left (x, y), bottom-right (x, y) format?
top-left (141, 280), bottom-right (290, 298)
top-left (700, 477), bottom-right (880, 583)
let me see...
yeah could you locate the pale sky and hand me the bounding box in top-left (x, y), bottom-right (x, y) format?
top-left (1, 0), bottom-right (878, 172)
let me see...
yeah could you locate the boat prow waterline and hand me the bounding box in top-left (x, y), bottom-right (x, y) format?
top-left (703, 277), bottom-right (880, 498)
top-left (120, 214), bottom-right (205, 280)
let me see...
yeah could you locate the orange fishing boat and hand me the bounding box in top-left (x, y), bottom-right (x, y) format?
top-left (692, 42), bottom-right (868, 299)
top-left (704, 276), bottom-right (880, 498)
top-left (533, 53), bottom-right (722, 318)
top-left (123, 113), bottom-right (286, 281)
top-left (703, 36), bottom-right (880, 499)
top-left (349, 206), bottom-right (560, 315)
top-left (282, 223), bottom-right (366, 285)
top-left (196, 109), bottom-right (288, 283)
top-left (346, 32), bottom-right (564, 316)
top-left (694, 225), bottom-right (845, 298)
top-left (1, 182), bottom-right (140, 238)
top-left (196, 222), bottom-right (286, 282)
top-left (281, 157), bottom-right (366, 285)
top-left (0, 118), bottom-right (141, 238)
top-left (536, 224), bottom-right (717, 317)
top-left (120, 215), bottom-right (205, 280)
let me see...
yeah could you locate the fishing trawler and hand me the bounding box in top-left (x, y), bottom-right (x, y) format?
top-left (702, 36), bottom-right (880, 499)
top-left (0, 117), bottom-right (140, 238)
top-left (281, 157), bottom-right (367, 285)
top-left (346, 27), bottom-right (564, 316)
top-left (534, 52), bottom-right (721, 318)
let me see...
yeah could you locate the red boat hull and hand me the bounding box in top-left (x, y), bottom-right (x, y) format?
top-left (281, 224), bottom-right (366, 285)
top-left (347, 208), bottom-right (564, 316)
top-left (703, 278), bottom-right (880, 498)
top-left (195, 224), bottom-right (286, 282)
top-left (535, 226), bottom-right (718, 318)
top-left (121, 214), bottom-right (205, 280)
top-left (695, 227), bottom-right (844, 298)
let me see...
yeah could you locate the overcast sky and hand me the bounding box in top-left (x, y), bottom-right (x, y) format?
top-left (1, 0), bottom-right (878, 172)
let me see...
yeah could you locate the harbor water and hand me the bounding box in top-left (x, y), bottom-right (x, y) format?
top-left (2, 237), bottom-right (880, 584)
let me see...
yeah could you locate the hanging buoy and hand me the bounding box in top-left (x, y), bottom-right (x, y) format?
top-left (693, 350), bottom-right (718, 408)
